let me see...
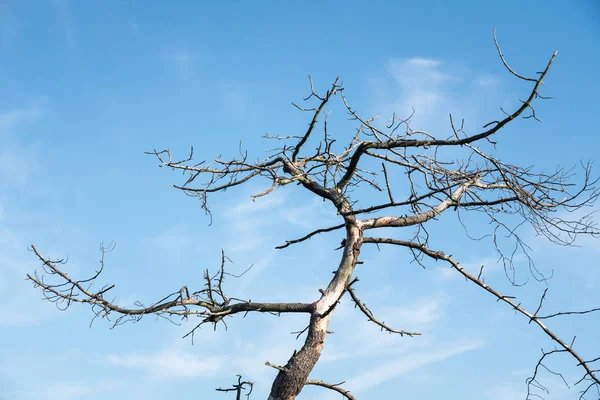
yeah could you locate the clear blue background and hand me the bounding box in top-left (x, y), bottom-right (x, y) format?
top-left (1, 1), bottom-right (599, 399)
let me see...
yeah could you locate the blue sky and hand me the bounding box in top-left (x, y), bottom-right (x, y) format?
top-left (1, 1), bottom-right (599, 399)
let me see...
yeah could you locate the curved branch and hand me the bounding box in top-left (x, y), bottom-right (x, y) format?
top-left (493, 27), bottom-right (538, 82)
top-left (346, 279), bottom-right (420, 337)
top-left (362, 237), bottom-right (600, 392)
top-left (27, 245), bottom-right (314, 331)
top-left (537, 307), bottom-right (600, 320)
top-left (335, 49), bottom-right (556, 191)
top-left (306, 379), bottom-right (356, 400)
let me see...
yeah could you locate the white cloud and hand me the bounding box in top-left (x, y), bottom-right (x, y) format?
top-left (381, 57), bottom-right (459, 121)
top-left (234, 339), bottom-right (298, 390)
top-left (322, 296), bottom-right (445, 363)
top-left (221, 187), bottom-right (337, 253)
top-left (383, 297), bottom-right (442, 326)
top-left (107, 348), bottom-right (226, 380)
top-left (105, 315), bottom-right (305, 395)
top-left (368, 57), bottom-right (504, 135)
top-left (345, 340), bottom-right (484, 393)
top-left (406, 58), bottom-right (441, 68)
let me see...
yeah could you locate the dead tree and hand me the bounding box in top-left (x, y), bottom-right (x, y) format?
top-left (28, 30), bottom-right (600, 399)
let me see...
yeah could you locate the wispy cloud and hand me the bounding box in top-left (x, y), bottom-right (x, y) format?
top-left (105, 316), bottom-right (305, 395)
top-left (345, 340), bottom-right (484, 393)
top-left (322, 296), bottom-right (444, 362)
top-left (368, 57), bottom-right (504, 132)
top-left (220, 188), bottom-right (337, 253)
top-left (107, 348), bottom-right (226, 380)
top-left (371, 57), bottom-right (459, 123)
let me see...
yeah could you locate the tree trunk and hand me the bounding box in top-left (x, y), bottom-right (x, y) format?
top-left (267, 222), bottom-right (362, 399)
top-left (267, 313), bottom-right (331, 399)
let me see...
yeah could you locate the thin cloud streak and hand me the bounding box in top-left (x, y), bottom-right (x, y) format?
top-left (107, 349), bottom-right (227, 380)
top-left (345, 340), bottom-right (484, 393)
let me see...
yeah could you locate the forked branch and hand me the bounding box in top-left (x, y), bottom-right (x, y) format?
top-left (216, 375), bottom-right (254, 400)
top-left (27, 244), bottom-right (314, 334)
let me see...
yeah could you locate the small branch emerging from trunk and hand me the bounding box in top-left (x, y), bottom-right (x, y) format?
top-left (266, 362), bottom-right (357, 400)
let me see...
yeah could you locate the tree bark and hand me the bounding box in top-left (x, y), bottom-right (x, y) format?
top-left (267, 221), bottom-right (362, 399)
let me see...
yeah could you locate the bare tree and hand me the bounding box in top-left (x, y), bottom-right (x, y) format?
top-left (28, 30), bottom-right (600, 399)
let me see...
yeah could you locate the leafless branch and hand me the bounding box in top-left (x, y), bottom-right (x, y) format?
top-left (27, 244), bottom-right (314, 335)
top-left (276, 223), bottom-right (345, 249)
top-left (493, 26), bottom-right (540, 82)
top-left (305, 379), bottom-right (356, 400)
top-left (216, 375), bottom-right (254, 400)
top-left (346, 278), bottom-right (421, 337)
top-left (266, 362), bottom-right (356, 399)
top-left (362, 237), bottom-right (600, 395)
top-left (28, 31), bottom-right (599, 399)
